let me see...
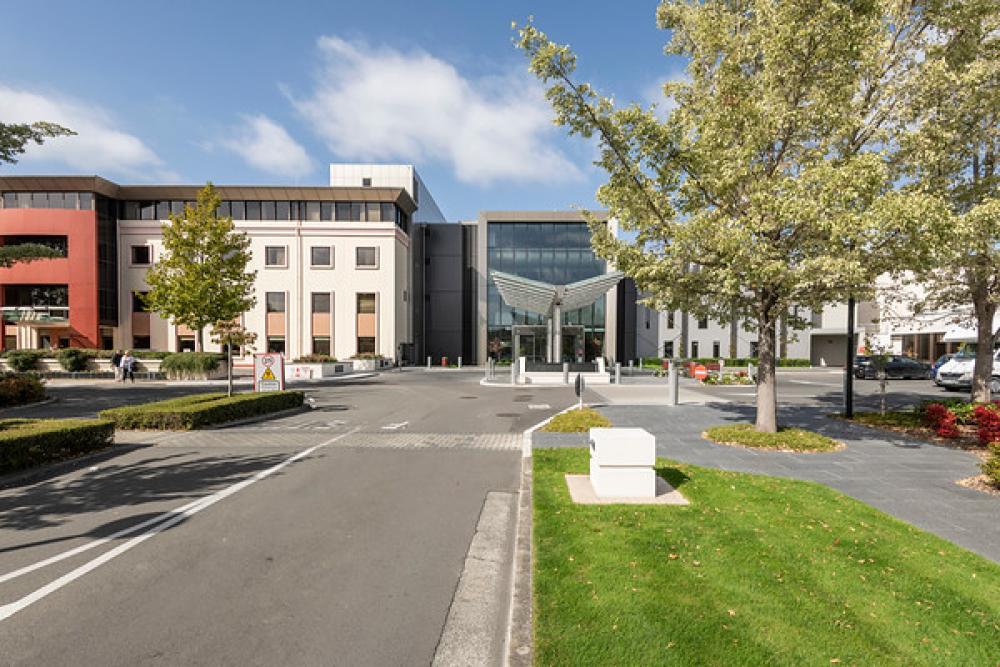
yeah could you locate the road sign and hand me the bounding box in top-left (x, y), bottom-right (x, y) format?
top-left (575, 373), bottom-right (585, 397)
top-left (693, 364), bottom-right (708, 381)
top-left (254, 353), bottom-right (285, 392)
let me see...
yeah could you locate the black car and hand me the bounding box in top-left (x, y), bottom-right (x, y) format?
top-left (859, 355), bottom-right (932, 380)
top-left (852, 355), bottom-right (872, 378)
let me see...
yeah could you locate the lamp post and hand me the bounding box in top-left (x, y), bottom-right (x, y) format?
top-left (844, 296), bottom-right (855, 418)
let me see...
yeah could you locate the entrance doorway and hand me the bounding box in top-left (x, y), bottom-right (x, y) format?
top-left (513, 325), bottom-right (547, 363)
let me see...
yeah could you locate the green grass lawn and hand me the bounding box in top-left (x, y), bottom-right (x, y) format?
top-left (541, 408), bottom-right (612, 433)
top-left (704, 423), bottom-right (843, 452)
top-left (534, 448), bottom-right (1000, 666)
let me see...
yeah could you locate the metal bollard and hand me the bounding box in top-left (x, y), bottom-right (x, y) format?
top-left (718, 358), bottom-right (725, 381)
top-left (667, 359), bottom-right (679, 406)
top-left (563, 361), bottom-right (569, 385)
top-left (458, 356), bottom-right (462, 369)
top-left (615, 362), bottom-right (621, 385)
top-left (510, 357), bottom-right (518, 385)
top-left (427, 356), bottom-right (431, 370)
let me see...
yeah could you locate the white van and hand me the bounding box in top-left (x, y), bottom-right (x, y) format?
top-left (936, 345), bottom-right (1000, 393)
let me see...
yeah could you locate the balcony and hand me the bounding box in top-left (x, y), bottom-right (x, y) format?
top-left (2, 306), bottom-right (70, 324)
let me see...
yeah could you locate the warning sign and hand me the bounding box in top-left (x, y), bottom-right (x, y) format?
top-left (254, 353), bottom-right (285, 392)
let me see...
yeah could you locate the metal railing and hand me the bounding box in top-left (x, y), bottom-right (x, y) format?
top-left (1, 306), bottom-right (70, 323)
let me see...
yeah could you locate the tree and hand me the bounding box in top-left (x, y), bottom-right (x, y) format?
top-left (0, 121), bottom-right (74, 165)
top-left (898, 0), bottom-right (1000, 402)
top-left (0, 243), bottom-right (60, 268)
top-left (0, 121), bottom-right (74, 268)
top-left (144, 184), bottom-right (257, 351)
top-left (211, 320), bottom-right (257, 397)
top-left (517, 1), bottom-right (941, 432)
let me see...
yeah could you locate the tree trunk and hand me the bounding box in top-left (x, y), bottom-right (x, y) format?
top-left (729, 310), bottom-right (738, 359)
top-left (755, 315), bottom-right (778, 433)
top-left (227, 343), bottom-right (234, 397)
top-left (971, 295), bottom-right (996, 403)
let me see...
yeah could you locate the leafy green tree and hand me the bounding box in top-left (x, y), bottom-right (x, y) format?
top-left (211, 320), bottom-right (257, 397)
top-left (0, 121), bottom-right (74, 268)
top-left (144, 184), bottom-right (257, 352)
top-left (898, 0), bottom-right (999, 402)
top-left (0, 243), bottom-right (60, 268)
top-left (517, 2), bottom-right (941, 432)
top-left (0, 121), bottom-right (74, 164)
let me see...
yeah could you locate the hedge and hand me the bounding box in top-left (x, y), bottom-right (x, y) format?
top-left (160, 352), bottom-right (222, 379)
top-left (5, 350), bottom-right (44, 372)
top-left (99, 391), bottom-right (304, 430)
top-left (0, 372), bottom-right (46, 408)
top-left (0, 418), bottom-right (116, 473)
top-left (292, 354), bottom-right (338, 363)
top-left (0, 349), bottom-right (172, 361)
top-left (57, 347), bottom-right (91, 372)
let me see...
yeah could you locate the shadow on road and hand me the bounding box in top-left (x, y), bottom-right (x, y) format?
top-left (0, 450), bottom-right (293, 534)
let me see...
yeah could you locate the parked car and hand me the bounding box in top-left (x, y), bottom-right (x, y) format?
top-left (937, 347), bottom-right (1000, 392)
top-left (931, 353), bottom-right (956, 385)
top-left (858, 355), bottom-right (932, 380)
top-left (852, 355), bottom-right (872, 379)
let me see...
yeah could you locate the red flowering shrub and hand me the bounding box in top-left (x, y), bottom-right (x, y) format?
top-left (923, 402), bottom-right (959, 438)
top-left (973, 404), bottom-right (1000, 446)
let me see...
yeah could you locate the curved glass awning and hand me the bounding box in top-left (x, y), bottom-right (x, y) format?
top-left (490, 270), bottom-right (624, 317)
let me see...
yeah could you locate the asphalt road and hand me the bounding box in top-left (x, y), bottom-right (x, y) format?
top-left (0, 370), bottom-right (576, 666)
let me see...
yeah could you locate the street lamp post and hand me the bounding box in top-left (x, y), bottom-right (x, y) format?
top-left (844, 296), bottom-right (855, 418)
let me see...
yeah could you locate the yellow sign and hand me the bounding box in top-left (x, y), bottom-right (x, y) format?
top-left (261, 367), bottom-right (276, 381)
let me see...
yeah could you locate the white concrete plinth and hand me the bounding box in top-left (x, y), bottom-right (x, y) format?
top-left (588, 427), bottom-right (657, 498)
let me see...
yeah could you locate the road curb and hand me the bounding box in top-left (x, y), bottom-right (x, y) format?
top-left (0, 443), bottom-right (148, 490)
top-left (212, 404), bottom-right (311, 429)
top-left (504, 455), bottom-right (534, 667)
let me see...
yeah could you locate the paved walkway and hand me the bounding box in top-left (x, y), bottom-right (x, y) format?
top-left (537, 402), bottom-right (1000, 563)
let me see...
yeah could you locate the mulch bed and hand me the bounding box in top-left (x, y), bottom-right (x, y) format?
top-left (956, 474), bottom-right (1000, 497)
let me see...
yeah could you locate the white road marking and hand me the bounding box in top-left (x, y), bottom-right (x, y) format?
top-left (0, 429), bottom-right (358, 623)
top-left (527, 404), bottom-right (551, 410)
top-left (381, 421), bottom-right (409, 431)
top-left (786, 380), bottom-right (833, 386)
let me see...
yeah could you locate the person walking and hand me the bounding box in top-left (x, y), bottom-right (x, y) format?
top-left (110, 349), bottom-right (123, 382)
top-left (120, 350), bottom-right (136, 384)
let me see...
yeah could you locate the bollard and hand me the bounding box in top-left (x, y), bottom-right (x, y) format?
top-left (427, 356), bottom-right (431, 370)
top-left (747, 362), bottom-right (755, 381)
top-left (458, 356), bottom-right (462, 369)
top-left (718, 358), bottom-right (725, 381)
top-left (510, 356), bottom-right (518, 386)
top-left (615, 362), bottom-right (621, 385)
top-left (667, 359), bottom-right (679, 406)
top-left (484, 360), bottom-right (490, 382)
top-left (563, 361), bottom-right (569, 385)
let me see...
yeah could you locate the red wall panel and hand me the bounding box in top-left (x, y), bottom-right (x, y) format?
top-left (0, 209), bottom-right (100, 347)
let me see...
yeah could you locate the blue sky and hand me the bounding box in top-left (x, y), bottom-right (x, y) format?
top-left (0, 1), bottom-right (685, 220)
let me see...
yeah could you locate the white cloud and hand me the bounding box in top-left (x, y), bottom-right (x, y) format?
top-left (220, 114), bottom-right (314, 179)
top-left (291, 36), bottom-right (582, 186)
top-left (0, 84), bottom-right (166, 178)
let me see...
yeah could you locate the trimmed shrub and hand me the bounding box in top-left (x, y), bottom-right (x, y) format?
top-left (973, 404), bottom-right (1000, 446)
top-left (293, 354), bottom-right (338, 363)
top-left (688, 357), bottom-right (811, 367)
top-left (160, 352), bottom-right (222, 379)
top-left (541, 408), bottom-right (612, 433)
top-left (100, 391), bottom-right (304, 430)
top-left (0, 372), bottom-right (46, 407)
top-left (704, 423), bottom-right (843, 452)
top-left (5, 350), bottom-right (44, 372)
top-left (0, 418), bottom-right (115, 473)
top-left (982, 444), bottom-right (1000, 488)
top-left (352, 353), bottom-right (384, 360)
top-left (57, 347), bottom-right (92, 372)
top-left (922, 402), bottom-right (960, 438)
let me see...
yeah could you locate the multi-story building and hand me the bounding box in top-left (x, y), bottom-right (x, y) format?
top-left (0, 166), bottom-right (445, 362)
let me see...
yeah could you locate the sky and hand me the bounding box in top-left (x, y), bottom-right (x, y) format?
top-left (0, 0), bottom-right (687, 221)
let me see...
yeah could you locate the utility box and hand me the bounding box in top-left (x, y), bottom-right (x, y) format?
top-left (588, 427), bottom-right (657, 498)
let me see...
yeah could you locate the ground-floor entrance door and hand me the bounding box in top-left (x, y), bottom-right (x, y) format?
top-left (513, 325), bottom-right (548, 363)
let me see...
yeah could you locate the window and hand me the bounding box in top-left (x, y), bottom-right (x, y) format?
top-left (230, 201), bottom-right (246, 220)
top-left (266, 292), bottom-right (286, 313)
top-left (156, 201), bottom-right (170, 219)
top-left (245, 201), bottom-right (261, 220)
top-left (265, 246), bottom-right (287, 267)
top-left (691, 341), bottom-right (700, 357)
top-left (381, 203), bottom-right (396, 224)
top-left (335, 202), bottom-right (352, 221)
top-left (357, 337), bottom-right (376, 355)
top-left (750, 341), bottom-right (759, 357)
top-left (366, 202), bottom-right (381, 221)
top-left (276, 201), bottom-right (290, 220)
top-left (362, 177), bottom-right (372, 187)
top-left (131, 245), bottom-right (151, 265)
top-left (312, 336), bottom-right (331, 356)
top-left (2, 193), bottom-right (15, 208)
top-left (311, 292), bottom-right (331, 313)
top-left (712, 341), bottom-right (721, 358)
top-left (356, 247), bottom-right (378, 268)
top-left (667, 311), bottom-right (675, 329)
top-left (357, 293), bottom-right (376, 314)
top-left (132, 291), bottom-right (148, 313)
top-left (321, 202), bottom-right (334, 221)
top-left (177, 336), bottom-right (196, 352)
top-left (132, 335), bottom-right (151, 349)
top-left (267, 337), bottom-right (286, 354)
top-left (140, 202), bottom-right (156, 220)
top-left (698, 316), bottom-right (708, 330)
top-left (305, 202), bottom-right (320, 221)
top-left (664, 341), bottom-right (674, 358)
top-left (644, 309), bottom-right (651, 330)
top-left (261, 201), bottom-right (276, 221)
top-left (79, 193), bottom-right (92, 210)
top-left (310, 246), bottom-right (332, 267)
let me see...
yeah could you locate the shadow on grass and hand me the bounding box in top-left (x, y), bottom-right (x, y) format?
top-left (655, 464), bottom-right (691, 490)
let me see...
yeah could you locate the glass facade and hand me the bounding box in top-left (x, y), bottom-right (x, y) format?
top-left (486, 221), bottom-right (607, 362)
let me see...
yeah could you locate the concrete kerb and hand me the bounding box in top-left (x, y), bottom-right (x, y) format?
top-left (0, 396), bottom-right (57, 415)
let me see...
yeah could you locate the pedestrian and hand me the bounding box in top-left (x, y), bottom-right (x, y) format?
top-left (110, 349), bottom-right (123, 382)
top-left (120, 349), bottom-right (136, 384)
